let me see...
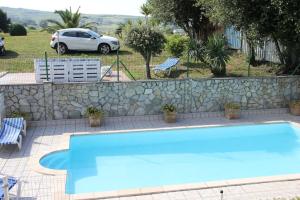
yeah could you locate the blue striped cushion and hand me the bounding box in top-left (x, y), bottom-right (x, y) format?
top-left (154, 58), bottom-right (180, 71)
top-left (0, 177), bottom-right (17, 198)
top-left (3, 118), bottom-right (24, 130)
top-left (0, 124), bottom-right (20, 145)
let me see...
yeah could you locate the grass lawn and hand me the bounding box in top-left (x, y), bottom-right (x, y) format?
top-left (0, 30), bottom-right (279, 80)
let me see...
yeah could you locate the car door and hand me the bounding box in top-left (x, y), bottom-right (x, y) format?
top-left (61, 31), bottom-right (78, 50)
top-left (76, 31), bottom-right (98, 51)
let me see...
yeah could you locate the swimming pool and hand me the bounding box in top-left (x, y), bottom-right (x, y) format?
top-left (40, 123), bottom-right (300, 194)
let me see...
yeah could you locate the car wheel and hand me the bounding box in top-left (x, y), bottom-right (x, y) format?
top-left (56, 43), bottom-right (68, 55)
top-left (99, 44), bottom-right (111, 54)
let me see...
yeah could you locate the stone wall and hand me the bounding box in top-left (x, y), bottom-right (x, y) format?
top-left (1, 77), bottom-right (299, 121)
top-left (0, 84), bottom-right (46, 120)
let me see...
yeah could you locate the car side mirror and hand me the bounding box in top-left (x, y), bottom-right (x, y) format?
top-left (91, 37), bottom-right (96, 40)
top-left (1, 37), bottom-right (4, 40)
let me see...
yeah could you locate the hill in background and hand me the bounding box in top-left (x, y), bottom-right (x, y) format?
top-left (0, 7), bottom-right (141, 33)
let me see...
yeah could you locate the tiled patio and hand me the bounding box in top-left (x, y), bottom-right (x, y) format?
top-left (0, 72), bottom-right (130, 85)
top-left (1, 109), bottom-right (300, 200)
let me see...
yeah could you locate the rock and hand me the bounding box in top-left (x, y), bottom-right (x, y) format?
top-left (89, 91), bottom-right (99, 97)
top-left (145, 89), bottom-right (153, 95)
top-left (135, 86), bottom-right (144, 95)
top-left (54, 111), bottom-right (63, 119)
top-left (125, 89), bottom-right (135, 97)
top-left (70, 101), bottom-right (82, 108)
top-left (69, 111), bottom-right (81, 119)
top-left (19, 98), bottom-right (29, 106)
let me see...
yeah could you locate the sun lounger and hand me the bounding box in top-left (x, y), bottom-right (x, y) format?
top-left (153, 57), bottom-right (180, 76)
top-left (3, 118), bottom-right (26, 136)
top-left (0, 176), bottom-right (17, 200)
top-left (0, 118), bottom-right (26, 150)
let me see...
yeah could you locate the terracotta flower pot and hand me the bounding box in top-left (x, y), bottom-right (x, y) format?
top-left (89, 115), bottom-right (103, 127)
top-left (164, 111), bottom-right (177, 123)
top-left (289, 101), bottom-right (300, 116)
top-left (225, 108), bottom-right (241, 120)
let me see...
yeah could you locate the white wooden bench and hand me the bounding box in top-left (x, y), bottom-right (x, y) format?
top-left (34, 58), bottom-right (101, 83)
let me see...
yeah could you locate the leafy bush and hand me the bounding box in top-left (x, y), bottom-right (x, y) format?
top-left (28, 26), bottom-right (37, 30)
top-left (10, 111), bottom-right (30, 119)
top-left (205, 34), bottom-right (230, 77)
top-left (165, 35), bottom-right (188, 57)
top-left (162, 104), bottom-right (176, 113)
top-left (9, 24), bottom-right (27, 36)
top-left (125, 25), bottom-right (166, 79)
top-left (224, 103), bottom-right (240, 110)
top-left (0, 9), bottom-right (11, 33)
top-left (188, 39), bottom-right (206, 62)
top-left (86, 107), bottom-right (103, 118)
top-left (289, 100), bottom-right (300, 107)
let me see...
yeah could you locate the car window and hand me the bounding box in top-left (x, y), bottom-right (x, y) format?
top-left (77, 32), bottom-right (92, 38)
top-left (62, 32), bottom-right (77, 37)
top-left (89, 31), bottom-right (100, 38)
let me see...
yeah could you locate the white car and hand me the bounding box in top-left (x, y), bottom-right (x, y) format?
top-left (50, 28), bottom-right (120, 54)
top-left (0, 37), bottom-right (5, 55)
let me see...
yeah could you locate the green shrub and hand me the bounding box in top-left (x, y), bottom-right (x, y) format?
top-left (86, 107), bottom-right (103, 118)
top-left (9, 24), bottom-right (27, 36)
top-left (28, 26), bottom-right (37, 30)
top-left (289, 100), bottom-right (300, 107)
top-left (10, 111), bottom-right (30, 120)
top-left (205, 34), bottom-right (230, 77)
top-left (188, 39), bottom-right (206, 62)
top-left (162, 104), bottom-right (176, 113)
top-left (165, 35), bottom-right (188, 57)
top-left (125, 25), bottom-right (166, 79)
top-left (224, 103), bottom-right (241, 110)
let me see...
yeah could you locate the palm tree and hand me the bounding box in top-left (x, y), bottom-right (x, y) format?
top-left (115, 23), bottom-right (125, 38)
top-left (46, 7), bottom-right (95, 32)
top-left (140, 3), bottom-right (152, 24)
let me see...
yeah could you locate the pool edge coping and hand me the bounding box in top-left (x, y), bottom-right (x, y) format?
top-left (33, 120), bottom-right (300, 199)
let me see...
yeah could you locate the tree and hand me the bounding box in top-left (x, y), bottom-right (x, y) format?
top-left (0, 9), bottom-right (11, 33)
top-left (140, 3), bottom-right (152, 25)
top-left (204, 34), bottom-right (230, 77)
top-left (201, 0), bottom-right (300, 74)
top-left (39, 20), bottom-right (49, 29)
top-left (23, 19), bottom-right (37, 27)
top-left (148, 0), bottom-right (218, 41)
top-left (125, 26), bottom-right (166, 79)
top-left (10, 24), bottom-right (27, 36)
top-left (115, 23), bottom-right (124, 38)
top-left (166, 35), bottom-right (188, 57)
top-left (46, 7), bottom-right (95, 32)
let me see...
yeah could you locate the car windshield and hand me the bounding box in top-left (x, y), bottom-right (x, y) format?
top-left (89, 31), bottom-right (102, 38)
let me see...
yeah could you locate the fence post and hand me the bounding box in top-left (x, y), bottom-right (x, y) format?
top-left (45, 51), bottom-right (49, 81)
top-left (187, 50), bottom-right (190, 79)
top-left (117, 50), bottom-right (120, 82)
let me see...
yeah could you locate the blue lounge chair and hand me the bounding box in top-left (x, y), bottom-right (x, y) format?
top-left (153, 58), bottom-right (180, 76)
top-left (0, 176), bottom-right (17, 200)
top-left (3, 118), bottom-right (26, 136)
top-left (0, 118), bottom-right (26, 150)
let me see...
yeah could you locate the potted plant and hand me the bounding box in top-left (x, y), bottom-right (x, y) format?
top-left (86, 107), bottom-right (104, 127)
top-left (224, 103), bottom-right (241, 120)
top-left (11, 111), bottom-right (30, 120)
top-left (289, 100), bottom-right (300, 116)
top-left (162, 104), bottom-right (177, 123)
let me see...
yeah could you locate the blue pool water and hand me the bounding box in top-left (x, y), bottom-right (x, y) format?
top-left (40, 123), bottom-right (300, 194)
